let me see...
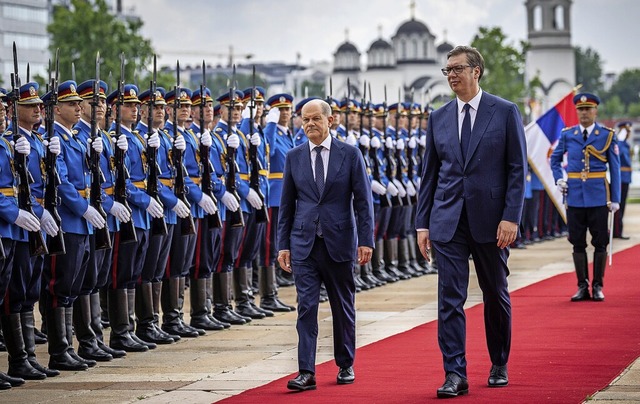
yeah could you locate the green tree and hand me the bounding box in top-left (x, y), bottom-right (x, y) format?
top-left (300, 80), bottom-right (325, 99)
top-left (574, 46), bottom-right (603, 94)
top-left (599, 95), bottom-right (625, 120)
top-left (48, 0), bottom-right (154, 86)
top-left (626, 102), bottom-right (640, 118)
top-left (471, 27), bottom-right (529, 111)
top-left (607, 69), bottom-right (640, 109)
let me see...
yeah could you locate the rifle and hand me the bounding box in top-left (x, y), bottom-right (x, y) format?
top-left (226, 65), bottom-right (244, 227)
top-left (248, 65), bottom-right (268, 223)
top-left (368, 83), bottom-right (390, 208)
top-left (198, 60), bottom-right (221, 228)
top-left (383, 86), bottom-right (401, 207)
top-left (10, 42), bottom-right (48, 256)
top-left (358, 80), bottom-right (368, 159)
top-left (146, 55), bottom-right (168, 236)
top-left (113, 53), bottom-right (137, 244)
top-left (89, 52), bottom-right (112, 250)
top-left (395, 89), bottom-right (411, 206)
top-left (172, 60), bottom-right (196, 236)
top-left (407, 89), bottom-right (418, 204)
top-left (344, 77), bottom-right (351, 136)
top-left (43, 49), bottom-right (65, 255)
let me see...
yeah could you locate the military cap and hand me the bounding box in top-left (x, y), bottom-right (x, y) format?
top-left (341, 99), bottom-right (361, 113)
top-left (371, 103), bottom-right (386, 117)
top-left (57, 80), bottom-right (83, 102)
top-left (410, 103), bottom-right (422, 116)
top-left (213, 104), bottom-right (221, 116)
top-left (105, 90), bottom-right (118, 106)
top-left (294, 97), bottom-right (320, 116)
top-left (191, 87), bottom-right (213, 106)
top-left (387, 102), bottom-right (404, 115)
top-left (617, 121), bottom-right (632, 128)
top-left (138, 87), bottom-right (167, 106)
top-left (77, 80), bottom-right (108, 100)
top-left (216, 90), bottom-right (244, 107)
top-left (328, 98), bottom-right (342, 112)
top-left (17, 82), bottom-right (43, 105)
top-left (122, 84), bottom-right (141, 104)
top-left (165, 88), bottom-right (192, 106)
top-left (242, 86), bottom-right (266, 104)
top-left (266, 93), bottom-right (293, 109)
top-left (573, 92), bottom-right (600, 108)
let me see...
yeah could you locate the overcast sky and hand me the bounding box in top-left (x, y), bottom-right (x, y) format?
top-left (124, 0), bottom-right (638, 74)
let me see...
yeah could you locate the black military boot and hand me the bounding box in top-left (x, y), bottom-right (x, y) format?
top-left (127, 288), bottom-right (157, 349)
top-left (152, 281), bottom-right (180, 340)
top-left (135, 283), bottom-right (174, 344)
top-left (47, 305), bottom-right (88, 371)
top-left (212, 272), bottom-right (246, 325)
top-left (73, 295), bottom-right (112, 362)
top-left (89, 293), bottom-right (125, 358)
top-left (592, 251), bottom-right (607, 301)
top-left (372, 239), bottom-right (396, 282)
top-left (246, 266), bottom-right (273, 317)
top-left (407, 234), bottom-right (427, 275)
top-left (0, 313), bottom-right (46, 379)
top-left (20, 311), bottom-right (59, 377)
top-left (234, 267), bottom-right (265, 319)
top-left (570, 252), bottom-right (591, 301)
top-left (206, 277), bottom-right (230, 328)
top-left (385, 238), bottom-right (410, 280)
top-left (65, 307), bottom-right (96, 368)
top-left (108, 288), bottom-right (149, 352)
top-left (398, 238), bottom-right (418, 278)
top-left (161, 278), bottom-right (199, 338)
top-left (260, 265), bottom-right (295, 312)
top-left (99, 287), bottom-right (110, 329)
top-left (190, 278), bottom-right (224, 330)
top-left (178, 277), bottom-right (205, 336)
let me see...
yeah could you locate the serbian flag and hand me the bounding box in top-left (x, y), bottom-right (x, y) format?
top-left (524, 91), bottom-right (579, 222)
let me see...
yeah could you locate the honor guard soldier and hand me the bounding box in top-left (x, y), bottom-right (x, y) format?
top-left (328, 98), bottom-right (342, 138)
top-left (0, 88), bottom-right (7, 133)
top-left (405, 103), bottom-right (426, 275)
top-left (107, 84), bottom-right (161, 352)
top-left (263, 93), bottom-right (295, 287)
top-left (161, 87), bottom-right (207, 338)
top-left (74, 80), bottom-right (129, 360)
top-left (551, 93), bottom-right (621, 302)
top-left (42, 80), bottom-right (106, 371)
top-left (3, 82), bottom-right (61, 381)
top-left (293, 97), bottom-right (318, 146)
top-left (187, 86), bottom-right (227, 331)
top-left (613, 121), bottom-right (632, 239)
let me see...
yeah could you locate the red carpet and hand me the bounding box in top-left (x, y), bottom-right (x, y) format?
top-left (221, 245), bottom-right (640, 403)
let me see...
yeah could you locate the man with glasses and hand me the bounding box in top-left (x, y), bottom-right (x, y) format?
top-left (416, 46), bottom-right (526, 398)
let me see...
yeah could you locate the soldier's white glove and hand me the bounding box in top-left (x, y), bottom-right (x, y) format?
top-left (396, 138), bottom-right (405, 150)
top-left (370, 136), bottom-right (381, 149)
top-left (405, 181), bottom-right (417, 197)
top-left (146, 197), bottom-right (164, 219)
top-left (346, 133), bottom-right (357, 146)
top-left (609, 202), bottom-right (620, 213)
top-left (386, 181), bottom-right (399, 197)
top-left (109, 201), bottom-right (131, 223)
top-left (415, 177), bottom-right (421, 189)
top-left (250, 133), bottom-right (261, 147)
top-left (241, 105), bottom-right (251, 120)
top-left (116, 134), bottom-right (128, 152)
top-left (83, 205), bottom-right (106, 229)
top-left (266, 107), bottom-right (280, 124)
top-left (40, 210), bottom-right (59, 237)
top-left (221, 191), bottom-right (240, 212)
top-left (198, 193), bottom-right (218, 215)
top-left (14, 136), bottom-right (31, 155)
top-left (88, 136), bottom-right (103, 154)
top-left (15, 209), bottom-right (40, 232)
top-left (173, 134), bottom-right (186, 151)
top-left (371, 180), bottom-right (386, 195)
top-left (171, 199), bottom-right (191, 218)
top-left (246, 188), bottom-right (263, 210)
top-left (392, 179), bottom-right (406, 197)
top-left (200, 130), bottom-right (212, 147)
top-left (385, 137), bottom-right (394, 150)
top-left (408, 136), bottom-right (417, 149)
top-left (147, 132), bottom-right (160, 149)
top-left (556, 178), bottom-right (568, 192)
top-left (418, 135), bottom-right (426, 147)
top-left (227, 133), bottom-right (240, 149)
top-left (359, 134), bottom-right (370, 148)
top-left (46, 136), bottom-right (61, 156)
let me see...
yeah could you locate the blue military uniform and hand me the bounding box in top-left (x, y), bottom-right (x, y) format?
top-left (613, 121), bottom-right (632, 238)
top-left (550, 93), bottom-right (620, 302)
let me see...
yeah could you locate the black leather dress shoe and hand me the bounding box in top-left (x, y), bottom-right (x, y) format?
top-left (488, 364), bottom-right (508, 387)
top-left (437, 373), bottom-right (468, 398)
top-left (287, 371), bottom-right (316, 391)
top-left (592, 286), bottom-right (605, 301)
top-left (337, 366), bottom-right (355, 384)
top-left (570, 286), bottom-right (591, 301)
top-left (614, 235), bottom-right (630, 240)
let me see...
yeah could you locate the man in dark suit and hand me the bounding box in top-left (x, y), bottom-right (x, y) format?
top-left (278, 99), bottom-right (374, 391)
top-left (415, 46), bottom-right (527, 398)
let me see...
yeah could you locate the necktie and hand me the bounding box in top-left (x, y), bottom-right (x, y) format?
top-left (583, 129), bottom-right (588, 142)
top-left (460, 103), bottom-right (472, 161)
top-left (314, 146), bottom-right (325, 237)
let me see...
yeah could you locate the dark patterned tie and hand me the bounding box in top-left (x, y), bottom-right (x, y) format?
top-left (460, 103), bottom-right (472, 161)
top-left (583, 129), bottom-right (588, 142)
top-left (314, 146), bottom-right (324, 237)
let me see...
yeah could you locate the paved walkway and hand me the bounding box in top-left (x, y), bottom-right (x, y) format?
top-left (1, 205), bottom-right (638, 403)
